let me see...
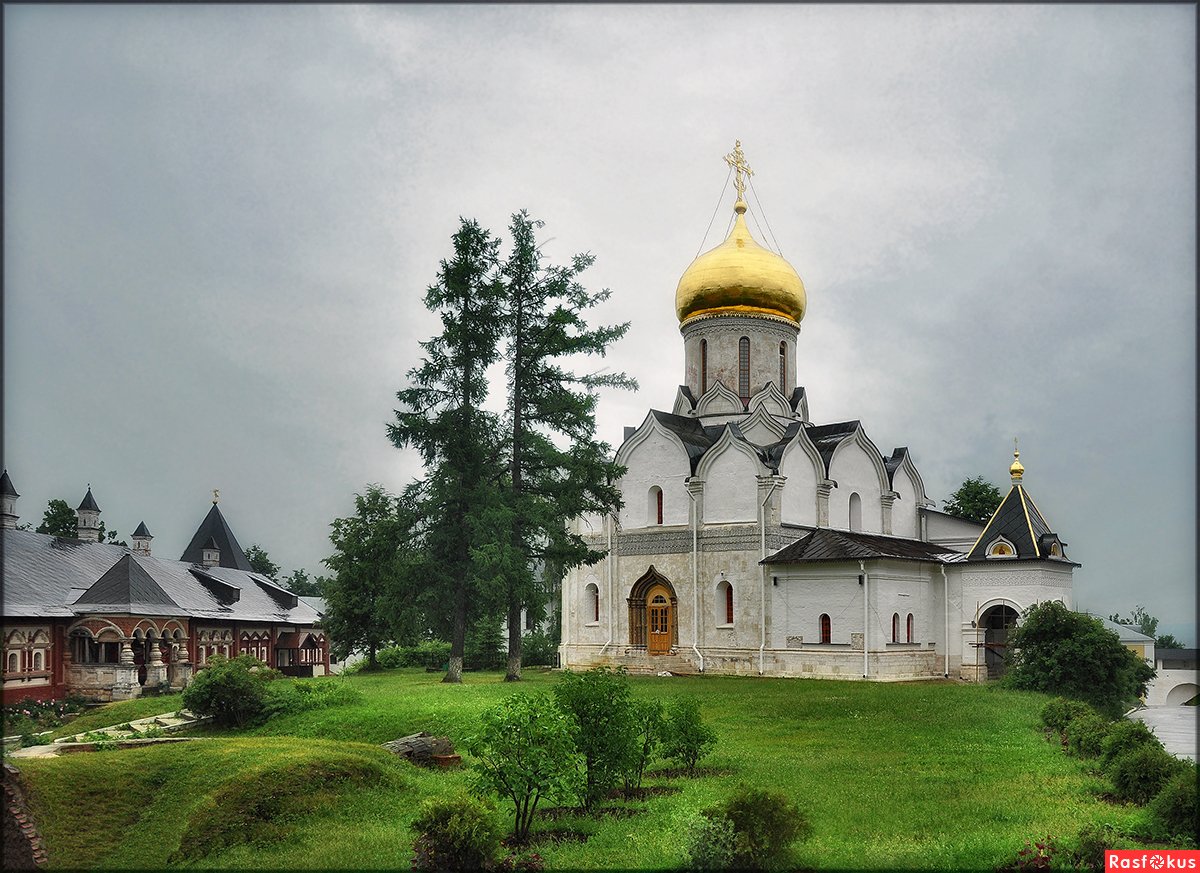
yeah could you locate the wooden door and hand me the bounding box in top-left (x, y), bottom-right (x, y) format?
top-left (647, 584), bottom-right (671, 654)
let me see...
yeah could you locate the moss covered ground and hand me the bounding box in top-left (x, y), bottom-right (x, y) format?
top-left (13, 668), bottom-right (1143, 869)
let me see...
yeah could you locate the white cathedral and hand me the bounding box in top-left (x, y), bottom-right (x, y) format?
top-left (559, 143), bottom-right (1076, 682)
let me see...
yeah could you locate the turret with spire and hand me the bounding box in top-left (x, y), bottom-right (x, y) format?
top-left (1, 470), bottom-right (19, 530)
top-left (76, 486), bottom-right (101, 543)
top-left (131, 521), bottom-right (153, 556)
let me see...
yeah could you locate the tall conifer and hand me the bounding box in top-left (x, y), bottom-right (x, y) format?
top-left (389, 219), bottom-right (507, 683)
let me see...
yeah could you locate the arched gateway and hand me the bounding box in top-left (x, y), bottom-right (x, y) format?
top-left (628, 567), bottom-right (678, 654)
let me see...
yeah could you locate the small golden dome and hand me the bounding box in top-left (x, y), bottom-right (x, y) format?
top-left (675, 199), bottom-right (806, 325)
top-left (1010, 450), bottom-right (1024, 482)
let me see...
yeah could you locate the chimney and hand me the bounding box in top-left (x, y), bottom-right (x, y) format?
top-left (201, 536), bottom-right (220, 568)
top-left (131, 521), bottom-right (153, 556)
top-left (0, 470), bottom-right (18, 530)
top-left (76, 486), bottom-right (101, 543)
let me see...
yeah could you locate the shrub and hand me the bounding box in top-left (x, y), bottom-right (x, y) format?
top-left (410, 794), bottom-right (504, 871)
top-left (376, 646), bottom-right (405, 670)
top-left (1099, 720), bottom-right (1161, 773)
top-left (181, 654), bottom-right (272, 728)
top-left (1145, 760), bottom-right (1198, 843)
top-left (1072, 823), bottom-right (1130, 872)
top-left (995, 835), bottom-right (1062, 872)
top-left (520, 630), bottom-right (558, 668)
top-left (1040, 697), bottom-right (1095, 743)
top-left (661, 695), bottom-right (717, 775)
top-left (1004, 601), bottom-right (1155, 719)
top-left (553, 667), bottom-right (636, 809)
top-left (1109, 744), bottom-right (1182, 805)
top-left (686, 786), bottom-right (812, 871)
top-left (622, 698), bottom-right (666, 793)
top-left (469, 693), bottom-right (581, 841)
top-left (1064, 711), bottom-right (1110, 759)
top-left (410, 640), bottom-right (452, 670)
top-left (684, 813), bottom-right (738, 871)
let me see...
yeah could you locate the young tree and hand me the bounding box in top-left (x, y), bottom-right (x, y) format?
top-left (35, 499), bottom-right (77, 537)
top-left (244, 544), bottom-right (280, 580)
top-left (1005, 600), bottom-right (1156, 718)
top-left (280, 568), bottom-right (324, 597)
top-left (942, 476), bottom-right (1003, 523)
top-left (553, 666), bottom-right (637, 809)
top-left (389, 218), bottom-right (508, 683)
top-left (1108, 605), bottom-right (1187, 649)
top-left (322, 484), bottom-right (417, 669)
top-left (496, 211), bottom-right (635, 681)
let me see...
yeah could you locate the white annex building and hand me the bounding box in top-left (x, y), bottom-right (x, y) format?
top-left (560, 143), bottom-right (1077, 681)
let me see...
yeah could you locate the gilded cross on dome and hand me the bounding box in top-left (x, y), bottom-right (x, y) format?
top-left (723, 140), bottom-right (754, 201)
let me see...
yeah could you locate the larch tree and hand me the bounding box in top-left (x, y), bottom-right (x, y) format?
top-left (389, 218), bottom-right (508, 683)
top-left (497, 211), bottom-right (635, 681)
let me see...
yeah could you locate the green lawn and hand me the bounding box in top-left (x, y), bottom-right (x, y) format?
top-left (13, 669), bottom-right (1142, 870)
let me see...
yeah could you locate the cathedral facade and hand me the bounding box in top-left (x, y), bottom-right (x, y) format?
top-left (559, 145), bottom-right (1077, 681)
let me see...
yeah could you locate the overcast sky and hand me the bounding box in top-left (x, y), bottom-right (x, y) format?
top-left (5, 5), bottom-right (1194, 643)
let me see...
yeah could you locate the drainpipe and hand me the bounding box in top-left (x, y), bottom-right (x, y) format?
top-left (940, 563), bottom-right (949, 678)
top-left (598, 513), bottom-right (615, 658)
top-left (759, 479), bottom-right (781, 675)
top-left (860, 560), bottom-right (869, 679)
top-left (687, 483), bottom-right (704, 672)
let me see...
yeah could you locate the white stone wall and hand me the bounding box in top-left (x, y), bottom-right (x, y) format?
top-left (890, 466), bottom-right (921, 539)
top-left (699, 444), bottom-right (760, 524)
top-left (680, 315), bottom-right (799, 402)
top-left (778, 442), bottom-right (820, 527)
top-left (827, 440), bottom-right (884, 533)
top-left (616, 426), bottom-right (691, 529)
top-left (925, 510), bottom-right (985, 550)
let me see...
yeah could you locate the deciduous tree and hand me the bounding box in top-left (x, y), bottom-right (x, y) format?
top-left (244, 544), bottom-right (280, 580)
top-left (942, 476), bottom-right (1003, 523)
top-left (35, 499), bottom-right (78, 537)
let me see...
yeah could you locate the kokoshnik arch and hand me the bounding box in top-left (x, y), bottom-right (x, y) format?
top-left (559, 142), bottom-right (1078, 681)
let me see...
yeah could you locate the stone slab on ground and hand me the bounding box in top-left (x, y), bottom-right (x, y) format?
top-left (1129, 705), bottom-right (1197, 761)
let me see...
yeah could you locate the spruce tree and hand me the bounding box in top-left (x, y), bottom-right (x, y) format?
top-left (389, 218), bottom-right (507, 683)
top-left (497, 211), bottom-right (635, 680)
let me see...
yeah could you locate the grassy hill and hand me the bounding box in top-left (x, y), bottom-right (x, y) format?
top-left (13, 669), bottom-right (1140, 869)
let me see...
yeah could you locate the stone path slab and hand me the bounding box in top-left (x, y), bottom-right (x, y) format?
top-left (1129, 705), bottom-right (1197, 761)
top-left (8, 710), bottom-right (210, 758)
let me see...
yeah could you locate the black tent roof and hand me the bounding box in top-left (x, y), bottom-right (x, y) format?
top-left (179, 503), bottom-right (252, 570)
top-left (0, 470), bottom-right (18, 498)
top-left (78, 488), bottom-right (100, 512)
top-left (964, 484), bottom-right (1078, 565)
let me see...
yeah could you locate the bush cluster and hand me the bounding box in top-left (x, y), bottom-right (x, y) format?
top-left (2, 697), bottom-right (86, 735)
top-left (410, 794), bottom-right (505, 871)
top-left (685, 785), bottom-right (812, 871)
top-left (181, 654), bottom-right (275, 727)
top-left (261, 678), bottom-right (363, 719)
top-left (376, 641), bottom-right (453, 671)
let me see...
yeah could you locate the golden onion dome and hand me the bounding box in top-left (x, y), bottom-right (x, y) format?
top-left (675, 199), bottom-right (806, 325)
top-left (1010, 449), bottom-right (1024, 482)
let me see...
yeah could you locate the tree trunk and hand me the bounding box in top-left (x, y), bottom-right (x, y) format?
top-left (505, 599), bottom-right (522, 681)
top-left (444, 578), bottom-right (467, 684)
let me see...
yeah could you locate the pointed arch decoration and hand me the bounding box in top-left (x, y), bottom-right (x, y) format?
top-left (628, 566), bottom-right (679, 649)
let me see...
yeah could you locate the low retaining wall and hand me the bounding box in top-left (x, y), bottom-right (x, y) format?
top-left (3, 761), bottom-right (47, 869)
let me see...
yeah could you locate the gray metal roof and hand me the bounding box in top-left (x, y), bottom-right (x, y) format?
top-left (764, 527), bottom-right (967, 565)
top-left (2, 528), bottom-right (321, 625)
top-left (179, 504), bottom-right (252, 570)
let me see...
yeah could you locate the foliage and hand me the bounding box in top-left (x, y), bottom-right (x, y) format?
top-left (35, 498), bottom-right (78, 537)
top-left (684, 813), bottom-right (739, 870)
top-left (622, 698), bottom-right (666, 793)
top-left (1071, 823), bottom-right (1132, 872)
top-left (715, 785), bottom-right (812, 871)
top-left (1098, 719), bottom-right (1161, 773)
top-left (322, 483), bottom-right (423, 668)
top-left (468, 693), bottom-right (581, 841)
top-left (493, 210), bottom-right (634, 680)
top-left (520, 630), bottom-right (558, 668)
top-left (1108, 744), bottom-right (1182, 805)
top-left (942, 476), bottom-right (1003, 523)
top-left (661, 695), bottom-right (718, 775)
top-left (375, 640), bottom-right (452, 670)
top-left (244, 544), bottom-right (280, 580)
top-left (2, 697), bottom-right (86, 735)
top-left (1004, 601), bottom-right (1155, 719)
top-left (1039, 697), bottom-right (1096, 744)
top-left (553, 667), bottom-right (635, 808)
top-left (280, 568), bottom-right (325, 597)
top-left (1064, 711), bottom-right (1110, 759)
top-left (410, 793), bottom-right (504, 871)
top-left (1144, 760), bottom-right (1198, 843)
top-left (389, 218), bottom-right (508, 683)
top-left (181, 654), bottom-right (272, 728)
top-left (466, 613), bottom-right (506, 671)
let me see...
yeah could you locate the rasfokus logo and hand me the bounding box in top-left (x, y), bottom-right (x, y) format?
top-left (1107, 851), bottom-right (1200, 870)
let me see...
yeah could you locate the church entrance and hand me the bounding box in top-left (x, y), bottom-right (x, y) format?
top-left (628, 566), bottom-right (678, 654)
top-left (979, 604), bottom-right (1019, 679)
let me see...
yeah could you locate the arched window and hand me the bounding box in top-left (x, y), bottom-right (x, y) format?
top-left (892, 612), bottom-right (900, 643)
top-left (906, 613), bottom-right (914, 643)
top-left (6, 651), bottom-right (17, 673)
top-left (738, 337), bottom-right (750, 403)
top-left (819, 614), bottom-right (832, 645)
top-left (849, 492), bottom-right (862, 532)
top-left (648, 486), bottom-right (664, 525)
top-left (33, 651), bottom-right (43, 670)
top-left (779, 341), bottom-right (787, 391)
top-left (716, 580), bottom-right (734, 625)
top-left (585, 583), bottom-right (600, 624)
top-left (700, 339), bottom-right (708, 394)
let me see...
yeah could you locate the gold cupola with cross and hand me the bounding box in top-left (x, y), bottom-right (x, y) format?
top-left (675, 141), bottom-right (807, 326)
